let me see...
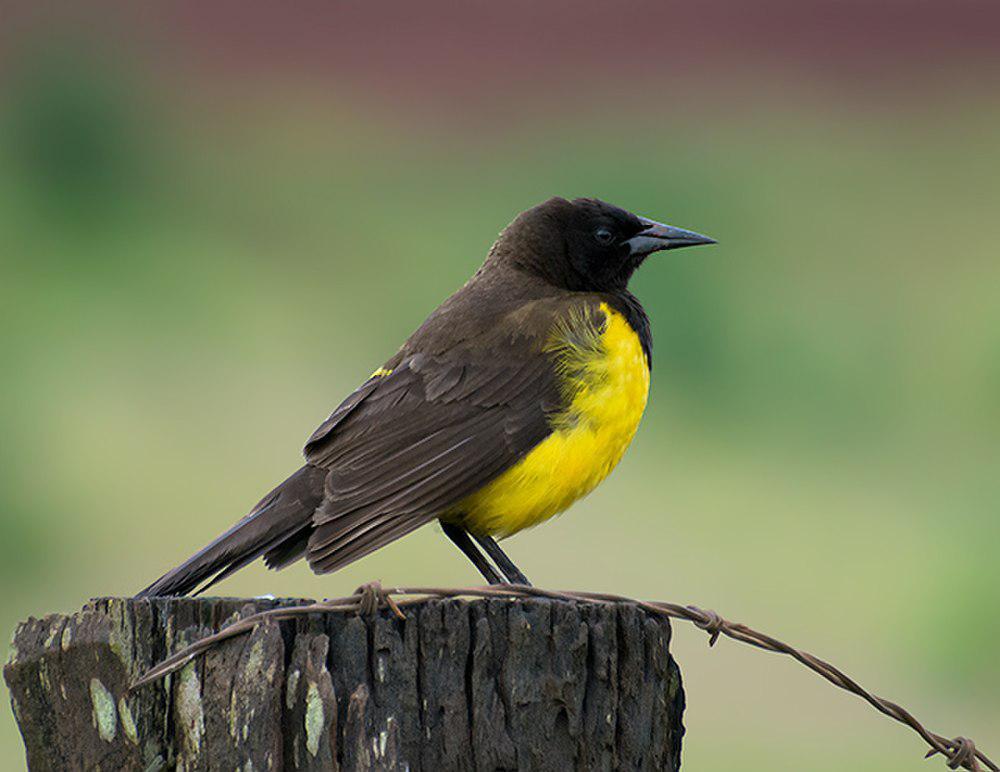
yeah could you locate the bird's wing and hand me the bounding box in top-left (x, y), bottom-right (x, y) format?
top-left (302, 340), bottom-right (567, 574)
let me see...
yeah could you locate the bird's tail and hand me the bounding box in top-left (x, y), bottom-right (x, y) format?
top-left (135, 464), bottom-right (326, 598)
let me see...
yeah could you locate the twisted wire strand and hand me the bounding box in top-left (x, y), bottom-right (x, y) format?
top-left (131, 581), bottom-right (996, 772)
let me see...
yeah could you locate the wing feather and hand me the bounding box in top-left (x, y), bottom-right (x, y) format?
top-left (302, 346), bottom-right (560, 574)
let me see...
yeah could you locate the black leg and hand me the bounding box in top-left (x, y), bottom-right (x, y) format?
top-left (441, 522), bottom-right (504, 584)
top-left (472, 533), bottom-right (532, 586)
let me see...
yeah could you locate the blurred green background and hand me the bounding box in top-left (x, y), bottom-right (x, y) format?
top-left (1, 2), bottom-right (998, 769)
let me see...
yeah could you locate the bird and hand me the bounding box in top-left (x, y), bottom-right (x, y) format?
top-left (136, 197), bottom-right (714, 596)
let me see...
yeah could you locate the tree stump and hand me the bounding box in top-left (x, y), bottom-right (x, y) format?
top-left (4, 596), bottom-right (685, 771)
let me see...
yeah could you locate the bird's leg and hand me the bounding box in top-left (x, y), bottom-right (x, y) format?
top-left (441, 522), bottom-right (505, 585)
top-left (471, 533), bottom-right (532, 586)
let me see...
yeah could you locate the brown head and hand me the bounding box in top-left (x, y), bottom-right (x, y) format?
top-left (489, 197), bottom-right (715, 292)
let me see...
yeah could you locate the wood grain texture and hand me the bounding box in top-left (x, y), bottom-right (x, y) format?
top-left (5, 596), bottom-right (684, 771)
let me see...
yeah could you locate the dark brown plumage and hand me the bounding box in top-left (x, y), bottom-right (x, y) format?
top-left (137, 197), bottom-right (713, 596)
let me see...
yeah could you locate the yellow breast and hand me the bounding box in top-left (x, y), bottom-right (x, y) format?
top-left (456, 302), bottom-right (650, 537)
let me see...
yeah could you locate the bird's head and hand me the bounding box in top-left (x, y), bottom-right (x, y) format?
top-left (492, 197), bottom-right (715, 292)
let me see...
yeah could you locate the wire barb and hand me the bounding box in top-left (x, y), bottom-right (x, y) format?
top-left (686, 606), bottom-right (725, 646)
top-left (354, 580), bottom-right (406, 619)
top-left (131, 584), bottom-right (997, 772)
top-left (927, 737), bottom-right (982, 771)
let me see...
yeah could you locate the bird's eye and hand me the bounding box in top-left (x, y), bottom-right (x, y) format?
top-left (594, 227), bottom-right (615, 245)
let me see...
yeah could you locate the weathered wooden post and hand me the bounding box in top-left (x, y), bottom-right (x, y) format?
top-left (5, 596), bottom-right (684, 771)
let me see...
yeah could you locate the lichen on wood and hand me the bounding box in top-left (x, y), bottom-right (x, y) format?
top-left (5, 596), bottom-right (684, 771)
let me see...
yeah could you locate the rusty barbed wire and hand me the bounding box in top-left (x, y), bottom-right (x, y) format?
top-left (131, 581), bottom-right (997, 772)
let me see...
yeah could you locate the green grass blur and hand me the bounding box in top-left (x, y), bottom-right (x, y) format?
top-left (1, 49), bottom-right (998, 770)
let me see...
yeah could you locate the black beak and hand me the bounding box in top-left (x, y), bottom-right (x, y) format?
top-left (626, 216), bottom-right (716, 256)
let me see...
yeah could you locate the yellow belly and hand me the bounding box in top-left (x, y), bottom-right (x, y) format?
top-left (455, 302), bottom-right (650, 537)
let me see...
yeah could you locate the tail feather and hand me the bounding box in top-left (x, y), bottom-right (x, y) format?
top-left (263, 527), bottom-right (311, 571)
top-left (135, 464), bottom-right (326, 597)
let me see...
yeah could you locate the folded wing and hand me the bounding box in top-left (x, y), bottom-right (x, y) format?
top-left (303, 348), bottom-right (563, 573)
